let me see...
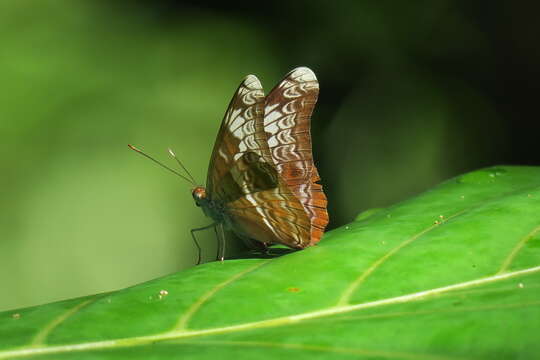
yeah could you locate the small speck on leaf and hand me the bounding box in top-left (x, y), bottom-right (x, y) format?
top-left (287, 287), bottom-right (300, 293)
top-left (11, 313), bottom-right (20, 319)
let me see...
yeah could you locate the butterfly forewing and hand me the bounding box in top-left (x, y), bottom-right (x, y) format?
top-left (263, 67), bottom-right (329, 246)
top-left (207, 75), bottom-right (273, 201)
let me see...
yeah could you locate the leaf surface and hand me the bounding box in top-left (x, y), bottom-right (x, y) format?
top-left (1, 166), bottom-right (540, 359)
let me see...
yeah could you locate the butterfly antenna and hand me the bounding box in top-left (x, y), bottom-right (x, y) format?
top-left (128, 144), bottom-right (194, 184)
top-left (168, 148), bottom-right (197, 185)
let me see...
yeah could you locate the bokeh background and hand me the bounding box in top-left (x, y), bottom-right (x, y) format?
top-left (1, 1), bottom-right (539, 311)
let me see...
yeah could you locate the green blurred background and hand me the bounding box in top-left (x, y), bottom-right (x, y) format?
top-left (1, 1), bottom-right (539, 311)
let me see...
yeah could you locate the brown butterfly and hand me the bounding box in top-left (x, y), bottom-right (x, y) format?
top-left (131, 67), bottom-right (328, 263)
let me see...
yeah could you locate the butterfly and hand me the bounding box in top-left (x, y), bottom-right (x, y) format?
top-left (131, 67), bottom-right (328, 263)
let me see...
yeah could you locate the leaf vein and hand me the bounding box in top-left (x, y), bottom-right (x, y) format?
top-left (497, 223), bottom-right (540, 274)
top-left (173, 260), bottom-right (270, 330)
top-left (336, 209), bottom-right (467, 306)
top-left (30, 298), bottom-right (96, 346)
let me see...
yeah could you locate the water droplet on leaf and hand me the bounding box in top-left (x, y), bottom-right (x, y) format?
top-left (458, 167), bottom-right (507, 184)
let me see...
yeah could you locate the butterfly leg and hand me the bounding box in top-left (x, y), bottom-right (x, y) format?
top-left (260, 242), bottom-right (270, 255)
top-left (191, 223), bottom-right (216, 265)
top-left (214, 222), bottom-right (227, 262)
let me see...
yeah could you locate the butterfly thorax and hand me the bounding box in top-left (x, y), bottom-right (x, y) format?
top-left (192, 186), bottom-right (227, 224)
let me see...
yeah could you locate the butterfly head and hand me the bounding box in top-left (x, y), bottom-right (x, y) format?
top-left (192, 186), bottom-right (208, 207)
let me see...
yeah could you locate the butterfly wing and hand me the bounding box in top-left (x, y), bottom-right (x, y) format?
top-left (225, 186), bottom-right (312, 248)
top-left (263, 67), bottom-right (329, 246)
top-left (206, 74), bottom-right (270, 201)
top-left (206, 74), bottom-right (312, 248)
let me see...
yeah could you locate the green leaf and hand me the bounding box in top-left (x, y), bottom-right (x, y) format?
top-left (1, 165), bottom-right (540, 359)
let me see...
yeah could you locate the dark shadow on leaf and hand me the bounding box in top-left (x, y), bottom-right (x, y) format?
top-left (230, 246), bottom-right (297, 260)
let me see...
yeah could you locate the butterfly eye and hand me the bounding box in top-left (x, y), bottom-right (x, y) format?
top-left (192, 186), bottom-right (207, 203)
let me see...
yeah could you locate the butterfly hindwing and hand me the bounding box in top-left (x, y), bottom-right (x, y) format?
top-left (226, 187), bottom-right (311, 248)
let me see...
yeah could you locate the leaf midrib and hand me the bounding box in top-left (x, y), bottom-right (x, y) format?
top-left (2, 265), bottom-right (539, 359)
